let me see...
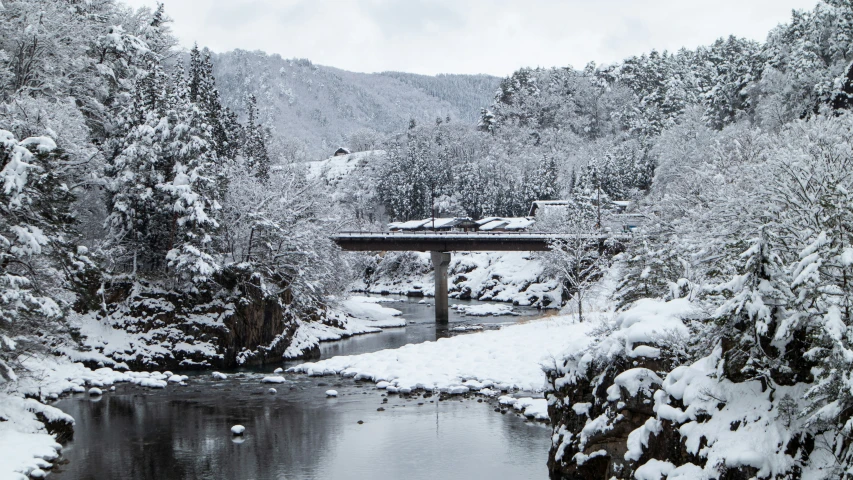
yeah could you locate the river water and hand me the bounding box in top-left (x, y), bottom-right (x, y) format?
top-left (52, 296), bottom-right (551, 480)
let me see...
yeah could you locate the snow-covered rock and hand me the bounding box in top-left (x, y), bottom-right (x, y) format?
top-left (268, 388), bottom-right (277, 394)
top-left (273, 367), bottom-right (283, 374)
top-left (212, 371), bottom-right (227, 380)
top-left (325, 390), bottom-right (338, 397)
top-left (88, 387), bottom-right (103, 396)
top-left (231, 425), bottom-right (245, 436)
top-left (261, 376), bottom-right (286, 384)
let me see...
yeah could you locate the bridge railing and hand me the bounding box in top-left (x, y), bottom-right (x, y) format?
top-left (332, 231), bottom-right (634, 240)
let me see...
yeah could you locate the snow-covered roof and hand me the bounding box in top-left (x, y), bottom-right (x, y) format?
top-left (478, 217), bottom-right (535, 231)
top-left (529, 200), bottom-right (572, 216)
top-left (388, 217), bottom-right (478, 231)
top-left (388, 219), bottom-right (432, 230)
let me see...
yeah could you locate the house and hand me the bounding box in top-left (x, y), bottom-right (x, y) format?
top-left (333, 147), bottom-right (351, 156)
top-left (528, 200), bottom-right (572, 217)
top-left (388, 217), bottom-right (479, 232)
top-left (529, 199), bottom-right (634, 216)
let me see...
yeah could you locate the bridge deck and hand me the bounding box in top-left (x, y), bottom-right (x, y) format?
top-left (332, 231), bottom-right (625, 252)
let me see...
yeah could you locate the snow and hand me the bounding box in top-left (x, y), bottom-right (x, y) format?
top-left (0, 428), bottom-right (61, 480)
top-left (261, 376), bottom-right (286, 384)
top-left (499, 396), bottom-right (550, 420)
top-left (212, 371), bottom-right (228, 380)
top-left (451, 303), bottom-right (517, 316)
top-left (477, 217), bottom-right (535, 231)
top-left (607, 368), bottom-right (663, 402)
top-left (339, 296), bottom-right (406, 327)
top-left (325, 390), bottom-right (338, 397)
top-left (291, 315), bottom-right (595, 392)
top-left (360, 251), bottom-right (561, 307)
top-left (305, 150), bottom-right (385, 185)
top-left (282, 296), bottom-right (411, 360)
top-left (231, 425), bottom-right (245, 435)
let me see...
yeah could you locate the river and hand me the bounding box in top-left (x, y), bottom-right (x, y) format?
top-left (51, 295), bottom-right (551, 480)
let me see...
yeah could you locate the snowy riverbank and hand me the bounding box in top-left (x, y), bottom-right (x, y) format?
top-left (290, 314), bottom-right (595, 395)
top-left (0, 296), bottom-right (409, 479)
top-left (356, 251), bottom-right (562, 307)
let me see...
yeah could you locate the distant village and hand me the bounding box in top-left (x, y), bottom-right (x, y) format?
top-left (318, 147), bottom-right (645, 234)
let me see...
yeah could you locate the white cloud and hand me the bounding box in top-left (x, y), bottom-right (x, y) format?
top-left (128, 0), bottom-right (819, 76)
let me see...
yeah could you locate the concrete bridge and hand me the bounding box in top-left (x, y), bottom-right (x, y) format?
top-left (332, 232), bottom-right (623, 323)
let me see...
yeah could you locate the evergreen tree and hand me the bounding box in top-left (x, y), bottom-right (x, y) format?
top-left (244, 94), bottom-right (270, 182)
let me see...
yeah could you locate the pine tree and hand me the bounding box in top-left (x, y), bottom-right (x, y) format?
top-left (0, 131), bottom-right (91, 381)
top-left (104, 60), bottom-right (222, 288)
top-left (244, 94), bottom-right (270, 182)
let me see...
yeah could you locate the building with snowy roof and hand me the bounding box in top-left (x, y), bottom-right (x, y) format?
top-left (388, 217), bottom-right (480, 232)
top-left (475, 217), bottom-right (536, 232)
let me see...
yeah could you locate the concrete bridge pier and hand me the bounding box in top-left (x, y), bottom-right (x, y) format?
top-left (430, 251), bottom-right (451, 323)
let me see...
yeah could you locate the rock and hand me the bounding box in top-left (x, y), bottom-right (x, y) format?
top-left (377, 407), bottom-right (385, 411)
top-left (274, 368), bottom-right (283, 374)
top-left (212, 372), bottom-right (227, 380)
top-left (325, 390), bottom-right (338, 397)
top-left (261, 376), bottom-right (286, 384)
top-left (268, 388), bottom-right (277, 394)
top-left (231, 425), bottom-right (245, 436)
top-left (88, 387), bottom-right (102, 396)
top-left (357, 420), bottom-right (364, 424)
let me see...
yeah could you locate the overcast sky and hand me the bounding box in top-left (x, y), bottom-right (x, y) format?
top-left (125, 0), bottom-right (820, 77)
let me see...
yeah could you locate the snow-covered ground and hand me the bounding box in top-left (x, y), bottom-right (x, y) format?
top-left (289, 314), bottom-right (595, 394)
top-left (305, 150), bottom-right (385, 185)
top-left (283, 296), bottom-right (406, 358)
top-left (358, 251), bottom-right (562, 307)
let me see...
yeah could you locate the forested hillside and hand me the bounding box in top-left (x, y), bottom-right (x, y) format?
top-left (211, 50), bottom-right (498, 161)
top-left (7, 0), bottom-right (853, 478)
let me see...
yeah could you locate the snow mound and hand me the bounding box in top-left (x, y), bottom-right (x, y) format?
top-left (339, 296), bottom-right (406, 327)
top-left (291, 315), bottom-right (594, 392)
top-left (261, 376), bottom-right (286, 384)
